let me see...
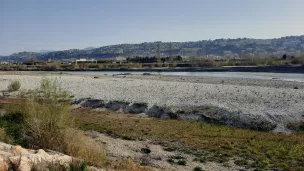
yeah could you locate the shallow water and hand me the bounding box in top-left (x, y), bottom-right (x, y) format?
top-left (64, 71), bottom-right (304, 83)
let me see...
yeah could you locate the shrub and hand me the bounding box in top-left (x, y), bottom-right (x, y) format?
top-left (193, 166), bottom-right (204, 171)
top-left (291, 57), bottom-right (304, 65)
top-left (21, 100), bottom-right (70, 150)
top-left (0, 128), bottom-right (13, 143)
top-left (29, 77), bottom-right (69, 103)
top-left (0, 111), bottom-right (25, 145)
top-left (234, 159), bottom-right (249, 166)
top-left (177, 159), bottom-right (187, 165)
top-left (167, 155), bottom-right (187, 165)
top-left (2, 78), bottom-right (70, 149)
top-left (8, 80), bottom-right (21, 92)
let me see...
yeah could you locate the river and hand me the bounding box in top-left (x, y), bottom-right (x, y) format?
top-left (64, 71), bottom-right (304, 83)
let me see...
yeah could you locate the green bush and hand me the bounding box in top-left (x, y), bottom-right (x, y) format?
top-left (193, 166), bottom-right (204, 171)
top-left (8, 80), bottom-right (21, 92)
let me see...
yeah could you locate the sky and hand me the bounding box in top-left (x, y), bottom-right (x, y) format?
top-left (0, 0), bottom-right (304, 55)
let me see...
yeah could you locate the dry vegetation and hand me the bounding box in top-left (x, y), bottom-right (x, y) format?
top-left (0, 78), bottom-right (153, 171)
top-left (0, 78), bottom-right (303, 170)
top-left (73, 108), bottom-right (304, 171)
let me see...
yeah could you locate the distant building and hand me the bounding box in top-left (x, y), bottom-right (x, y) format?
top-left (115, 56), bottom-right (127, 62)
top-left (114, 56), bottom-right (127, 64)
top-left (61, 59), bottom-right (73, 65)
top-left (75, 58), bottom-right (97, 64)
top-left (0, 61), bottom-right (9, 65)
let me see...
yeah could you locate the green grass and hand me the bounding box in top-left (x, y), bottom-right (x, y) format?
top-left (73, 108), bottom-right (304, 170)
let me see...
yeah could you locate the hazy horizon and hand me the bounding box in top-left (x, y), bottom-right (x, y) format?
top-left (3, 35), bottom-right (304, 56)
top-left (1, 0), bottom-right (304, 55)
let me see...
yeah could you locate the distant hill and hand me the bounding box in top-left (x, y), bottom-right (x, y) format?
top-left (83, 47), bottom-right (96, 50)
top-left (39, 50), bottom-right (55, 53)
top-left (1, 36), bottom-right (304, 62)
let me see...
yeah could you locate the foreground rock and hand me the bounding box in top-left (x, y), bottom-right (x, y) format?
top-left (0, 142), bottom-right (101, 171)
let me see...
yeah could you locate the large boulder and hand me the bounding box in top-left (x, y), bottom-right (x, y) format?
top-left (11, 145), bottom-right (30, 155)
top-left (105, 101), bottom-right (129, 111)
top-left (80, 99), bottom-right (105, 108)
top-left (0, 160), bottom-right (9, 171)
top-left (0, 143), bottom-right (74, 171)
top-left (123, 103), bottom-right (148, 114)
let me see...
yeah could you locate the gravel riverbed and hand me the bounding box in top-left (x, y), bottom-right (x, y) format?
top-left (0, 72), bottom-right (303, 131)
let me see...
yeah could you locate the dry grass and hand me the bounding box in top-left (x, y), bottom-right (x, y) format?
top-left (107, 158), bottom-right (155, 171)
top-left (73, 108), bottom-right (304, 170)
top-left (64, 128), bottom-right (107, 167)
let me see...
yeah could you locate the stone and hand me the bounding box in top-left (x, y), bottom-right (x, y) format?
top-left (0, 151), bottom-right (13, 161)
top-left (105, 101), bottom-right (129, 111)
top-left (140, 148), bottom-right (151, 154)
top-left (123, 103), bottom-right (148, 114)
top-left (146, 105), bottom-right (165, 118)
top-left (81, 99), bottom-right (104, 108)
top-left (10, 155), bottom-right (33, 171)
top-left (0, 161), bottom-right (9, 171)
top-left (11, 145), bottom-right (30, 155)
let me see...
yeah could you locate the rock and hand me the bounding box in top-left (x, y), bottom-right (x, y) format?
top-left (36, 149), bottom-right (50, 158)
top-left (123, 103), bottom-right (148, 114)
top-left (11, 146), bottom-right (30, 155)
top-left (9, 151), bottom-right (73, 171)
top-left (140, 148), bottom-right (151, 154)
top-left (0, 142), bottom-right (95, 171)
top-left (10, 155), bottom-right (33, 171)
top-left (0, 142), bottom-right (12, 151)
top-left (0, 161), bottom-right (9, 171)
top-left (2, 92), bottom-right (10, 97)
top-left (105, 101), bottom-right (129, 111)
top-left (0, 151), bottom-right (13, 161)
top-left (146, 105), bottom-right (165, 118)
top-left (80, 99), bottom-right (104, 108)
top-left (87, 166), bottom-right (106, 171)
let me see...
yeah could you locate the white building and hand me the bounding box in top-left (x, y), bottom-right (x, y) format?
top-left (75, 58), bottom-right (97, 64)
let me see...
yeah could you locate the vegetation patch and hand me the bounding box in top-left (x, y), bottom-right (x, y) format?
top-left (167, 155), bottom-right (187, 165)
top-left (0, 78), bottom-right (154, 171)
top-left (193, 166), bottom-right (204, 171)
top-left (234, 159), bottom-right (249, 166)
top-left (7, 80), bottom-right (21, 92)
top-left (73, 108), bottom-right (304, 170)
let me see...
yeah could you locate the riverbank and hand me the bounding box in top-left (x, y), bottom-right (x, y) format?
top-left (0, 72), bottom-right (303, 132)
top-left (73, 107), bottom-right (304, 170)
top-left (1, 65), bottom-right (304, 73)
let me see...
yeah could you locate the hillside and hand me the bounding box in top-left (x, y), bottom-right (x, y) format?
top-left (1, 36), bottom-right (304, 62)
